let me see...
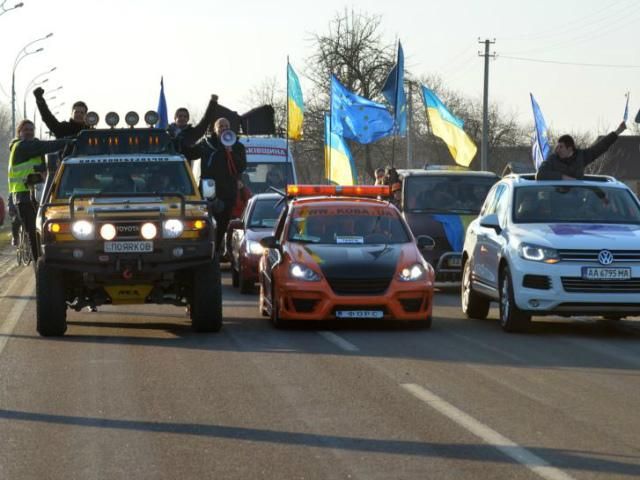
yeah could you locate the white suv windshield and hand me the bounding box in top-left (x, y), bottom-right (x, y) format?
top-left (513, 185), bottom-right (640, 224)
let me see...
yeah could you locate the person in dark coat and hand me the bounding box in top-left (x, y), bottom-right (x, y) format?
top-left (34, 87), bottom-right (87, 138)
top-left (536, 122), bottom-right (626, 180)
top-left (168, 95), bottom-right (218, 160)
top-left (197, 117), bottom-right (247, 253)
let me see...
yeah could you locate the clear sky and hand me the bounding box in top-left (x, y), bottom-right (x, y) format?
top-left (0, 0), bottom-right (638, 135)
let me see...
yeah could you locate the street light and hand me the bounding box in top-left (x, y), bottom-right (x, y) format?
top-left (12, 32), bottom-right (53, 133)
top-left (22, 66), bottom-right (56, 117)
top-left (0, 1), bottom-right (24, 17)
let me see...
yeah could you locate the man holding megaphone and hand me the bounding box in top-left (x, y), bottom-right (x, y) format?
top-left (196, 117), bottom-right (247, 254)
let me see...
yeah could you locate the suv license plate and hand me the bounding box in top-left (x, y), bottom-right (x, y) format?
top-left (582, 267), bottom-right (631, 280)
top-left (335, 310), bottom-right (384, 319)
top-left (104, 241), bottom-right (153, 253)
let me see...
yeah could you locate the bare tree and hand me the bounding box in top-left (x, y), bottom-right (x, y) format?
top-left (245, 76), bottom-right (287, 135)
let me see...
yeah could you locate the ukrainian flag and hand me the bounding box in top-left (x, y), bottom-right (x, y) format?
top-left (421, 85), bottom-right (477, 167)
top-left (287, 63), bottom-right (304, 140)
top-left (324, 113), bottom-right (356, 185)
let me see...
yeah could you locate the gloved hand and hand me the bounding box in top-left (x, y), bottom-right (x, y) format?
top-left (33, 87), bottom-right (45, 99)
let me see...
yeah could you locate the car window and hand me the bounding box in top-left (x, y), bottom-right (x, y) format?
top-left (287, 205), bottom-right (410, 245)
top-left (495, 185), bottom-right (511, 224)
top-left (404, 175), bottom-right (497, 214)
top-left (248, 198), bottom-right (285, 228)
top-left (513, 185), bottom-right (640, 223)
top-left (241, 163), bottom-right (294, 194)
top-left (482, 184), bottom-right (506, 215)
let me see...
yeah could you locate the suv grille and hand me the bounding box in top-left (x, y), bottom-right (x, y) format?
top-left (561, 277), bottom-right (640, 293)
top-left (557, 250), bottom-right (640, 262)
top-left (327, 277), bottom-right (390, 295)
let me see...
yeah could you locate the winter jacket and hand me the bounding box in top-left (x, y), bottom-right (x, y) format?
top-left (197, 135), bottom-right (247, 202)
top-left (231, 185), bottom-right (252, 218)
top-left (35, 94), bottom-right (85, 138)
top-left (169, 97), bottom-right (218, 160)
top-left (536, 132), bottom-right (619, 180)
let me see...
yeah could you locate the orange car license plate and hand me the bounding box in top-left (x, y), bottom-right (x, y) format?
top-left (336, 310), bottom-right (384, 319)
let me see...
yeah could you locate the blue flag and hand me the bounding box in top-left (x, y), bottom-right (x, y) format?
top-left (623, 93), bottom-right (629, 122)
top-left (530, 93), bottom-right (551, 169)
top-left (157, 77), bottom-right (168, 129)
top-left (330, 75), bottom-right (394, 144)
top-left (381, 41), bottom-right (407, 137)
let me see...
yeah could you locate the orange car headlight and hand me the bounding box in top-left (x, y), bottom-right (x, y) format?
top-left (399, 263), bottom-right (427, 282)
top-left (289, 263), bottom-right (320, 282)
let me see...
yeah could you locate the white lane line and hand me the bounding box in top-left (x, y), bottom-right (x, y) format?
top-left (401, 383), bottom-right (576, 480)
top-left (0, 274), bottom-right (35, 356)
top-left (318, 331), bottom-right (360, 352)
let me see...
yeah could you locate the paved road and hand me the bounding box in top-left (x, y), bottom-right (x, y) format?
top-left (1, 263), bottom-right (639, 479)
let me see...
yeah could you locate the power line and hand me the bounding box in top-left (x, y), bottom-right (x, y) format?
top-left (499, 55), bottom-right (640, 69)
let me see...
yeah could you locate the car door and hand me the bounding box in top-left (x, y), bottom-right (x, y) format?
top-left (472, 183), bottom-right (506, 291)
top-left (232, 201), bottom-right (252, 270)
top-left (482, 184), bottom-right (510, 290)
top-left (261, 206), bottom-right (287, 308)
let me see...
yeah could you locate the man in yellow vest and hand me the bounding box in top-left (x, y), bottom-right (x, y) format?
top-left (8, 120), bottom-right (73, 263)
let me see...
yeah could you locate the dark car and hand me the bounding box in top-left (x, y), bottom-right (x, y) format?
top-left (397, 168), bottom-right (499, 284)
top-left (229, 193), bottom-right (284, 293)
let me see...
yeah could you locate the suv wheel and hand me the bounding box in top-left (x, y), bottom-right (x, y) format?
top-left (461, 259), bottom-right (490, 320)
top-left (36, 258), bottom-right (67, 336)
top-left (499, 266), bottom-right (531, 333)
top-left (190, 258), bottom-right (223, 332)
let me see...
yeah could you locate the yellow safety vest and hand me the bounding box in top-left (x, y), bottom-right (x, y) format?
top-left (8, 141), bottom-right (42, 194)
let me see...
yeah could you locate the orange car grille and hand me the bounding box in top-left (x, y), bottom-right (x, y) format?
top-left (326, 277), bottom-right (391, 295)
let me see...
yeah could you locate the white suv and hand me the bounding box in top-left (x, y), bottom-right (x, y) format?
top-left (461, 174), bottom-right (640, 332)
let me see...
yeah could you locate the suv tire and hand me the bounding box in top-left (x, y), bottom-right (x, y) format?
top-left (36, 258), bottom-right (67, 337)
top-left (190, 258), bottom-right (223, 332)
top-left (499, 266), bottom-right (531, 333)
top-left (461, 259), bottom-right (490, 320)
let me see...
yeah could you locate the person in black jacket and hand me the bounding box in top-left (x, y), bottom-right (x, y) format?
top-left (536, 122), bottom-right (626, 180)
top-left (34, 87), bottom-right (87, 138)
top-left (197, 117), bottom-right (247, 253)
top-left (168, 95), bottom-right (218, 160)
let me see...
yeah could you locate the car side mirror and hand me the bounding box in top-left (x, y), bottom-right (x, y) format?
top-left (480, 213), bottom-right (501, 233)
top-left (228, 218), bottom-right (244, 231)
top-left (417, 235), bottom-right (435, 251)
top-left (260, 235), bottom-right (280, 250)
top-left (201, 179), bottom-right (216, 199)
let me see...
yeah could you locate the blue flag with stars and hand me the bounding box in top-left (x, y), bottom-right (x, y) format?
top-left (330, 75), bottom-right (394, 144)
top-left (381, 41), bottom-right (407, 136)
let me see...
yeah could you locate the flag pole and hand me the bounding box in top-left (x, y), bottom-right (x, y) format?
top-left (329, 78), bottom-right (333, 185)
top-left (286, 56), bottom-right (290, 184)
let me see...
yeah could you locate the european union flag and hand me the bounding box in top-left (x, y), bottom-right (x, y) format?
top-left (330, 75), bottom-right (394, 144)
top-left (157, 77), bottom-right (168, 129)
top-left (530, 93), bottom-right (550, 169)
top-left (381, 41), bottom-right (407, 137)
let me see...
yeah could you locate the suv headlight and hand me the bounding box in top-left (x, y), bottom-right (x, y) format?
top-left (71, 220), bottom-right (94, 240)
top-left (289, 263), bottom-right (320, 281)
top-left (247, 240), bottom-right (264, 255)
top-left (518, 243), bottom-right (560, 264)
top-left (163, 219), bottom-right (184, 239)
top-left (399, 263), bottom-right (426, 282)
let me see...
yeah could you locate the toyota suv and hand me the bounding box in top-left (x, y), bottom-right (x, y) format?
top-left (461, 174), bottom-right (640, 332)
top-left (35, 112), bottom-right (222, 336)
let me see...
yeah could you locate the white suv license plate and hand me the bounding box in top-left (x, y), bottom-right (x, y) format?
top-left (104, 241), bottom-right (153, 253)
top-left (582, 267), bottom-right (631, 280)
top-left (336, 310), bottom-right (384, 319)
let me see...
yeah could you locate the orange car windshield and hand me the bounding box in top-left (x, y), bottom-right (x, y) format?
top-left (288, 206), bottom-right (410, 245)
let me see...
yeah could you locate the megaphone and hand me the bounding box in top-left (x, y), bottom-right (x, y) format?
top-left (220, 129), bottom-right (237, 148)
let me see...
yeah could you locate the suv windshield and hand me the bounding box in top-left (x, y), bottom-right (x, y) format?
top-left (56, 160), bottom-right (195, 199)
top-left (513, 186), bottom-right (640, 223)
top-left (288, 206), bottom-right (410, 244)
top-left (242, 163), bottom-right (294, 194)
top-left (248, 198), bottom-right (285, 228)
top-left (404, 175), bottom-right (497, 214)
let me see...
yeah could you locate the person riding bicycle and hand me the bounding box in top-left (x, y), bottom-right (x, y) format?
top-left (8, 120), bottom-right (73, 263)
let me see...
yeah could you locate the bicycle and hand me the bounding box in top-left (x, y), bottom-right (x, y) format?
top-left (16, 222), bottom-right (33, 267)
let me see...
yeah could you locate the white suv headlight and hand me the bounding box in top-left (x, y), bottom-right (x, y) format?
top-left (247, 240), bottom-right (264, 255)
top-left (289, 263), bottom-right (320, 281)
top-left (72, 220), bottom-right (94, 240)
top-left (163, 219), bottom-right (184, 239)
top-left (518, 243), bottom-right (560, 264)
top-left (399, 263), bottom-right (426, 282)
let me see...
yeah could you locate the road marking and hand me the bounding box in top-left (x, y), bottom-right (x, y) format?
top-left (318, 331), bottom-right (359, 352)
top-left (401, 383), bottom-right (576, 480)
top-left (0, 273), bottom-right (35, 357)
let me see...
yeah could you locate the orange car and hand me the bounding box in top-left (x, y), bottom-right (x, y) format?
top-left (258, 185), bottom-right (435, 328)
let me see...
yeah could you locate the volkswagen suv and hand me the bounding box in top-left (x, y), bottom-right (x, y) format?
top-left (461, 174), bottom-right (640, 332)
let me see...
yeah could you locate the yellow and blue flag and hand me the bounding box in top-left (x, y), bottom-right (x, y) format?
top-left (381, 41), bottom-right (407, 136)
top-left (331, 75), bottom-right (394, 144)
top-left (421, 85), bottom-right (477, 167)
top-left (287, 63), bottom-right (304, 140)
top-left (157, 77), bottom-right (168, 129)
top-left (324, 113), bottom-right (356, 185)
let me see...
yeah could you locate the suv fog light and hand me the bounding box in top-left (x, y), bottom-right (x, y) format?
top-left (529, 299), bottom-right (540, 308)
top-left (73, 249), bottom-right (84, 259)
top-left (100, 223), bottom-right (116, 240)
top-left (141, 223), bottom-right (157, 240)
top-left (173, 247), bottom-right (184, 258)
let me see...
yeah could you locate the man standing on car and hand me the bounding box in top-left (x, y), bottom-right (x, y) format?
top-left (198, 117), bottom-right (247, 253)
top-left (536, 122), bottom-right (626, 180)
top-left (8, 120), bottom-right (73, 263)
top-left (34, 87), bottom-right (87, 138)
top-left (168, 95), bottom-right (219, 160)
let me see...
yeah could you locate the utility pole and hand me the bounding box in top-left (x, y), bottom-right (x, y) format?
top-left (478, 38), bottom-right (496, 172)
top-left (406, 81), bottom-right (413, 168)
